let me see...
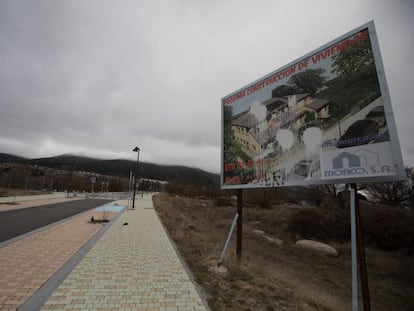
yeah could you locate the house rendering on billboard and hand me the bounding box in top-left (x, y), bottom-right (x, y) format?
top-left (221, 21), bottom-right (405, 189)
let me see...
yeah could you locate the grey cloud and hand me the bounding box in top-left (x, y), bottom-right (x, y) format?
top-left (0, 0), bottom-right (413, 173)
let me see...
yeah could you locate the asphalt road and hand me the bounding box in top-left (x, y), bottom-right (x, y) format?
top-left (0, 198), bottom-right (112, 243)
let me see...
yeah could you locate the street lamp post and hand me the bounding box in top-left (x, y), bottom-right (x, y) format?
top-left (132, 146), bottom-right (140, 209)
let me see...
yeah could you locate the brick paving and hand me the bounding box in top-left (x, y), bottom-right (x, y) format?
top-left (42, 194), bottom-right (207, 311)
top-left (0, 209), bottom-right (116, 311)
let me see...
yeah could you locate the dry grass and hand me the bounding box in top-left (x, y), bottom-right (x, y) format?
top-left (153, 193), bottom-right (414, 311)
top-left (0, 188), bottom-right (49, 197)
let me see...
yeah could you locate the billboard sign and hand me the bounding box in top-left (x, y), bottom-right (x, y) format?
top-left (221, 21), bottom-right (405, 189)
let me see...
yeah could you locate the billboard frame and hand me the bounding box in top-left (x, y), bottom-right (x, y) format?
top-left (221, 20), bottom-right (405, 190)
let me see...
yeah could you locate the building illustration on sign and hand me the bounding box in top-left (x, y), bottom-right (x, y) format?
top-left (231, 93), bottom-right (330, 158)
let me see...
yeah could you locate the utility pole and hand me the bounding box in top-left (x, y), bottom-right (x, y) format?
top-left (132, 147), bottom-right (140, 209)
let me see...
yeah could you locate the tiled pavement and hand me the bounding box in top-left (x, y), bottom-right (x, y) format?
top-left (41, 194), bottom-right (208, 311)
top-left (0, 209), bottom-right (117, 311)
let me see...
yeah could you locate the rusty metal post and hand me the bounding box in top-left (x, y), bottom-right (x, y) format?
top-left (236, 189), bottom-right (243, 264)
top-left (350, 185), bottom-right (358, 311)
top-left (351, 183), bottom-right (371, 311)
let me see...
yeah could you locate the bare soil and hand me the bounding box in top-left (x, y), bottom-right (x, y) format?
top-left (153, 193), bottom-right (414, 311)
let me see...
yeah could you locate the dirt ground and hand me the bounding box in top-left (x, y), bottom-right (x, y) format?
top-left (153, 193), bottom-right (414, 311)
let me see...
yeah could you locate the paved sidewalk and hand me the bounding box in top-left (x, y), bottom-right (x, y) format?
top-left (42, 194), bottom-right (208, 311)
top-left (0, 209), bottom-right (118, 311)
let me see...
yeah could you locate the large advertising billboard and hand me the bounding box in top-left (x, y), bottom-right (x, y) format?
top-left (221, 21), bottom-right (405, 189)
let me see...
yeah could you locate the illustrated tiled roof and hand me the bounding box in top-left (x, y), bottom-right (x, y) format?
top-left (307, 98), bottom-right (330, 111)
top-left (262, 93), bottom-right (311, 111)
top-left (289, 93), bottom-right (310, 102)
top-left (262, 97), bottom-right (288, 107)
top-left (232, 111), bottom-right (258, 129)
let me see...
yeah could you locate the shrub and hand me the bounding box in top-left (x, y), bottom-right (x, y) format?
top-left (165, 181), bottom-right (213, 198)
top-left (244, 189), bottom-right (276, 209)
top-left (287, 207), bottom-right (350, 242)
top-left (361, 204), bottom-right (414, 254)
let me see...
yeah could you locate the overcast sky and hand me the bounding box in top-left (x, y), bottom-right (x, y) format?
top-left (0, 0), bottom-right (413, 173)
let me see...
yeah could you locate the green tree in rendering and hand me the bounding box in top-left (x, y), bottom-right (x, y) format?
top-left (223, 105), bottom-right (235, 162)
top-left (331, 39), bottom-right (377, 82)
top-left (271, 84), bottom-right (298, 98)
top-left (223, 105), bottom-right (251, 184)
top-left (287, 68), bottom-right (327, 96)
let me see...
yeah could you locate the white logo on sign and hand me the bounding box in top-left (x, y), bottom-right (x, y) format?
top-left (353, 148), bottom-right (380, 166)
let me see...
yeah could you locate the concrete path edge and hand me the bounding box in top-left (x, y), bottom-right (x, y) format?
top-left (18, 206), bottom-right (126, 311)
top-left (152, 202), bottom-right (211, 310)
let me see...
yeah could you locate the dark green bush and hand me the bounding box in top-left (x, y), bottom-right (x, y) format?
top-left (361, 204), bottom-right (414, 254)
top-left (287, 207), bottom-right (350, 242)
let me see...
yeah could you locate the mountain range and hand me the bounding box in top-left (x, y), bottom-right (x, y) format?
top-left (0, 153), bottom-right (219, 186)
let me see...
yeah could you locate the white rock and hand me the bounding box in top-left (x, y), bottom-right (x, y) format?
top-left (247, 298), bottom-right (257, 305)
top-left (252, 229), bottom-right (265, 236)
top-left (264, 236), bottom-right (283, 245)
top-left (208, 265), bottom-right (229, 277)
top-left (295, 239), bottom-right (338, 257)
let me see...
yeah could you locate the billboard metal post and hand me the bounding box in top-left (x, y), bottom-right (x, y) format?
top-left (350, 186), bottom-right (358, 311)
top-left (237, 189), bottom-right (243, 264)
top-left (352, 183), bottom-right (371, 311)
